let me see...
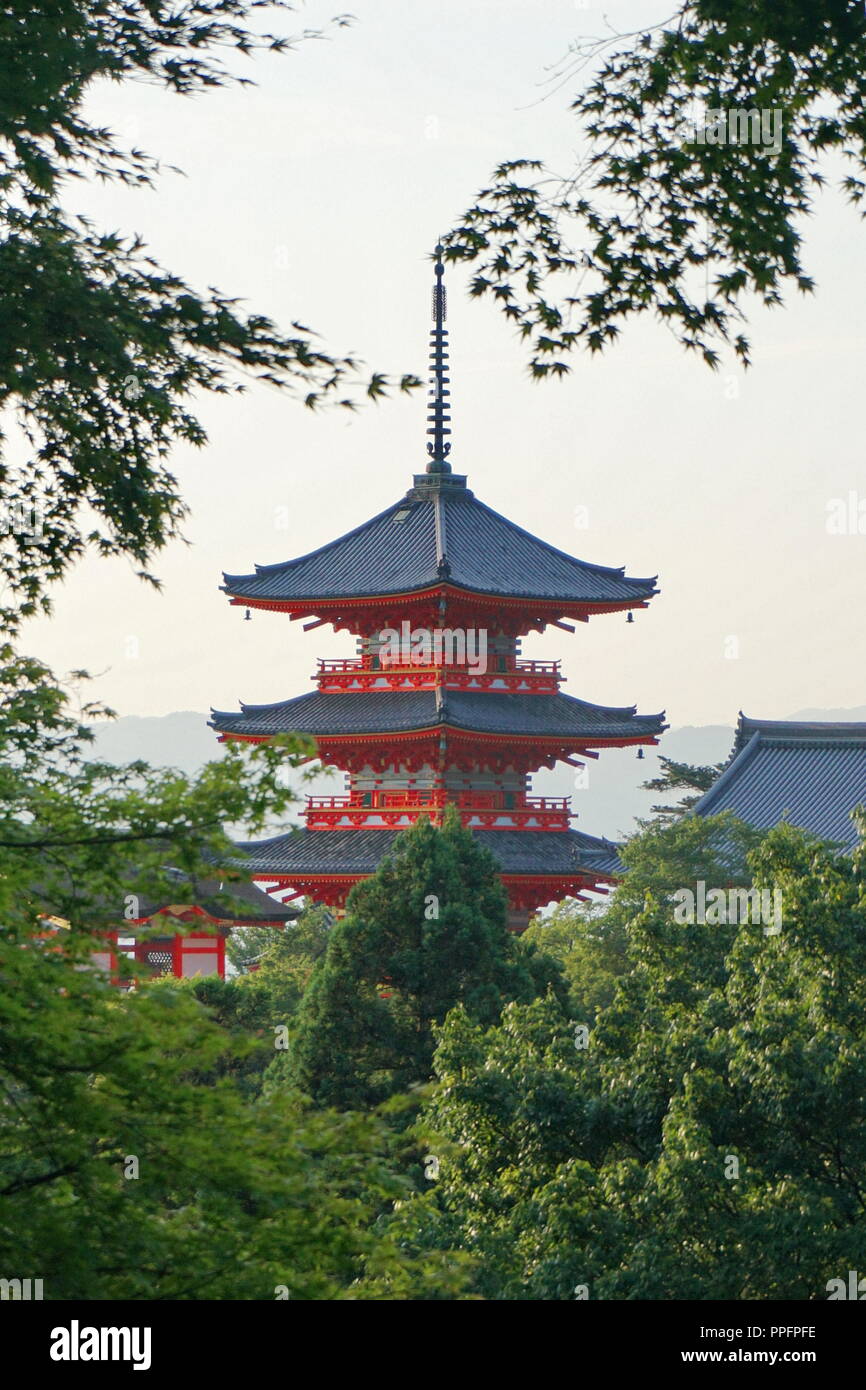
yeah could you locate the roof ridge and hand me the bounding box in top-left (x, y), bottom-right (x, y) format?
top-left (737, 714), bottom-right (866, 744)
top-left (434, 489), bottom-right (450, 576)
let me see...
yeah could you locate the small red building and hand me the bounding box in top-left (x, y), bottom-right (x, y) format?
top-left (91, 876), bottom-right (299, 982)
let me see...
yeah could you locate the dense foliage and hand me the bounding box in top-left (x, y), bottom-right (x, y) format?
top-left (382, 816), bottom-right (866, 1300)
top-left (0, 925), bottom-right (463, 1300)
top-left (446, 1), bottom-right (866, 371)
top-left (0, 657), bottom-right (467, 1298)
top-left (4, 669), bottom-right (864, 1301)
top-left (0, 2), bottom-right (418, 632)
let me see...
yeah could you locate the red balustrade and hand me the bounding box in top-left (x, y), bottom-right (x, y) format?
top-left (315, 655), bottom-right (562, 692)
top-left (305, 789), bottom-right (571, 831)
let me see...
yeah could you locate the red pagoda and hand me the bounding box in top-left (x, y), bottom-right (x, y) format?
top-left (212, 250), bottom-right (665, 930)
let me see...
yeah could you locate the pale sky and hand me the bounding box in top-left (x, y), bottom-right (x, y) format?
top-left (22, 0), bottom-right (866, 736)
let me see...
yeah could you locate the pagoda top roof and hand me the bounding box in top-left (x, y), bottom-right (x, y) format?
top-left (222, 471), bottom-right (658, 609)
top-left (236, 825), bottom-right (623, 881)
top-left (693, 714), bottom-right (866, 847)
top-left (210, 688), bottom-right (666, 743)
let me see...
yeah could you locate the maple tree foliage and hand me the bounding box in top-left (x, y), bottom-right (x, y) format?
top-left (0, 2), bottom-right (419, 631)
top-left (445, 1), bottom-right (866, 374)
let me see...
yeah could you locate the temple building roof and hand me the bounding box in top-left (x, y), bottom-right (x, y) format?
top-left (693, 715), bottom-right (866, 848)
top-left (47, 868), bottom-right (298, 929)
top-left (222, 472), bottom-right (658, 610)
top-left (130, 874), bottom-right (299, 925)
top-left (237, 825), bottom-right (623, 880)
top-left (211, 688), bottom-right (666, 743)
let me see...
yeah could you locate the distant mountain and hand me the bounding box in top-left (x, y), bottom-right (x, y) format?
top-left (532, 725), bottom-right (734, 840)
top-left (88, 712), bottom-right (219, 777)
top-left (86, 711), bottom-right (346, 824)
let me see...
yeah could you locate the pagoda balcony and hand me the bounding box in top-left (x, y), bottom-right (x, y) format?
top-left (315, 656), bottom-right (562, 694)
top-left (304, 789), bottom-right (572, 832)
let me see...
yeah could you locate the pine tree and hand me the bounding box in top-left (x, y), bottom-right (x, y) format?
top-left (641, 756), bottom-right (726, 825)
top-left (282, 806), bottom-right (565, 1108)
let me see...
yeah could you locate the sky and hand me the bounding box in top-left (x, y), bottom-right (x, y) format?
top-left (21, 0), bottom-right (866, 738)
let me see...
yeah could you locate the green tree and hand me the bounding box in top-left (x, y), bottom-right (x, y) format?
top-left (227, 898), bottom-right (332, 978)
top-left (282, 806), bottom-right (566, 1109)
top-left (0, 2), bottom-right (418, 630)
top-left (446, 1), bottom-right (866, 371)
top-left (0, 656), bottom-right (470, 1299)
top-left (0, 648), bottom-right (311, 931)
top-left (523, 897), bottom-right (628, 1024)
top-left (0, 915), bottom-right (468, 1299)
top-left (386, 814), bottom-right (866, 1299)
top-left (186, 903), bottom-right (333, 1095)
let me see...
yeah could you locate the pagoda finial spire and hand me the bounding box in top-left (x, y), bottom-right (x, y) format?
top-left (426, 243), bottom-right (452, 474)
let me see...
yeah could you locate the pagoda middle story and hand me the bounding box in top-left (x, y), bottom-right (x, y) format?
top-left (211, 250), bottom-right (666, 930)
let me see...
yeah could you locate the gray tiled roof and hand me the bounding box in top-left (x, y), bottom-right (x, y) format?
top-left (222, 474), bottom-right (657, 607)
top-left (693, 716), bottom-right (866, 848)
top-left (145, 875), bottom-right (299, 923)
top-left (74, 872), bottom-right (299, 927)
top-left (236, 826), bottom-right (622, 880)
top-left (210, 689), bottom-right (666, 742)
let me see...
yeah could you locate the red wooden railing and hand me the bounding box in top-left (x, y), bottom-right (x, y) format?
top-left (307, 791), bottom-right (569, 812)
top-left (305, 789), bottom-right (571, 830)
top-left (317, 656), bottom-right (561, 677)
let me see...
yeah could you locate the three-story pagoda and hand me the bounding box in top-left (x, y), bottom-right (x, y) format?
top-left (212, 251), bottom-right (665, 930)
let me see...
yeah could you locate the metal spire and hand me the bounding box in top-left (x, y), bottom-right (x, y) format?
top-left (426, 243), bottom-right (452, 473)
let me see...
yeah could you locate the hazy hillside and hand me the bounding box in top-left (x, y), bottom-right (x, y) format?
top-left (88, 712), bottom-right (220, 777)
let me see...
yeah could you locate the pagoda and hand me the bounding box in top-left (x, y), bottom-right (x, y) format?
top-left (212, 250), bottom-right (666, 930)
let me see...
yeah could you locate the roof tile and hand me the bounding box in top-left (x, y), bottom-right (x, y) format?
top-left (694, 716), bottom-right (866, 847)
top-left (223, 479), bottom-right (658, 606)
top-left (211, 689), bottom-right (666, 742)
top-left (238, 826), bottom-right (622, 879)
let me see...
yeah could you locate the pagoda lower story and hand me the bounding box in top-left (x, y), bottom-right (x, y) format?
top-left (212, 250), bottom-right (664, 930)
top-left (236, 825), bottom-right (623, 932)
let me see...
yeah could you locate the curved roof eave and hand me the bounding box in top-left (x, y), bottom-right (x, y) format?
top-left (220, 484), bottom-right (659, 606)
